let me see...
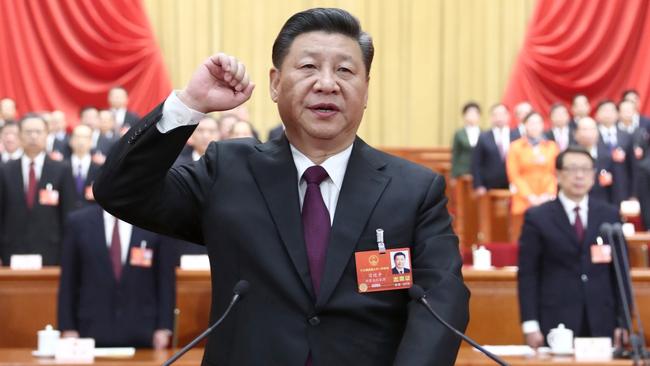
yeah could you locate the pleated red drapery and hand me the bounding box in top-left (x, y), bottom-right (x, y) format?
top-left (503, 0), bottom-right (650, 127)
top-left (0, 0), bottom-right (171, 125)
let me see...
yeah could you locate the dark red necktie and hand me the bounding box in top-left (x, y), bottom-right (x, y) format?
top-left (26, 161), bottom-right (37, 209)
top-left (302, 166), bottom-right (331, 295)
top-left (110, 218), bottom-right (122, 281)
top-left (574, 206), bottom-right (584, 242)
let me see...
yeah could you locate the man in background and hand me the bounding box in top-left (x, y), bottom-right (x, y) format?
top-left (108, 86), bottom-right (140, 132)
top-left (573, 117), bottom-right (616, 204)
top-left (58, 204), bottom-right (175, 348)
top-left (545, 103), bottom-right (574, 151)
top-left (571, 94), bottom-right (591, 129)
top-left (518, 147), bottom-right (628, 349)
top-left (0, 114), bottom-right (75, 265)
top-left (512, 101), bottom-right (532, 139)
top-left (0, 98), bottom-right (17, 126)
top-left (0, 122), bottom-right (22, 163)
top-left (68, 125), bottom-right (100, 209)
top-left (472, 103), bottom-right (514, 195)
top-left (46, 110), bottom-right (71, 161)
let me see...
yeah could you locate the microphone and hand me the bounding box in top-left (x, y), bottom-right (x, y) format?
top-left (162, 280), bottom-right (250, 366)
top-left (408, 285), bottom-right (509, 366)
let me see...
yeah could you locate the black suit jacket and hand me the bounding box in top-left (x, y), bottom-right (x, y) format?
top-left (95, 133), bottom-right (119, 156)
top-left (93, 104), bottom-right (470, 366)
top-left (70, 162), bottom-right (101, 210)
top-left (544, 127), bottom-right (575, 150)
top-left (57, 204), bottom-right (175, 347)
top-left (471, 130), bottom-right (514, 189)
top-left (0, 157), bottom-right (76, 265)
top-left (518, 198), bottom-right (625, 338)
top-left (267, 124), bottom-right (285, 141)
top-left (596, 130), bottom-right (635, 205)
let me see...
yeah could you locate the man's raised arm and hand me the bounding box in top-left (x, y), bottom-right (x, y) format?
top-left (93, 54), bottom-right (254, 240)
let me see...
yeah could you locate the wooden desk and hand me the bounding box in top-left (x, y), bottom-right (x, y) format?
top-left (0, 348), bottom-right (636, 365)
top-left (627, 232), bottom-right (650, 267)
top-left (455, 348), bottom-right (634, 365)
top-left (0, 348), bottom-right (203, 365)
top-left (2, 268), bottom-right (650, 350)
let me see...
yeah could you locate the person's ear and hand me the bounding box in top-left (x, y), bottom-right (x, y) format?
top-left (269, 68), bottom-right (280, 103)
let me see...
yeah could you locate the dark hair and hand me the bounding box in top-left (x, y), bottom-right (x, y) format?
top-left (462, 101), bottom-right (481, 115)
top-left (596, 99), bottom-right (617, 112)
top-left (549, 102), bottom-right (567, 115)
top-left (272, 8), bottom-right (374, 76)
top-left (18, 113), bottom-right (48, 131)
top-left (393, 252), bottom-right (406, 261)
top-left (0, 121), bottom-right (18, 133)
top-left (621, 89), bottom-right (639, 100)
top-left (555, 145), bottom-right (595, 170)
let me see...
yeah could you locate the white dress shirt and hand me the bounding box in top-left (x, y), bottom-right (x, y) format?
top-left (599, 126), bottom-right (618, 146)
top-left (103, 211), bottom-right (133, 265)
top-left (21, 152), bottom-right (46, 191)
top-left (522, 191), bottom-right (589, 334)
top-left (1, 148), bottom-right (22, 162)
top-left (552, 126), bottom-right (569, 150)
top-left (191, 150), bottom-right (202, 162)
top-left (492, 127), bottom-right (510, 154)
top-left (465, 125), bottom-right (480, 147)
top-left (113, 108), bottom-right (127, 128)
top-left (71, 154), bottom-right (92, 180)
top-left (157, 91), bottom-right (353, 225)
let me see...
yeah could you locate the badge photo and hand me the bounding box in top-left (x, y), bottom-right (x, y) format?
top-left (130, 241), bottom-right (153, 268)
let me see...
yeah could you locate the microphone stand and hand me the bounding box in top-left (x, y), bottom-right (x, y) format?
top-left (612, 224), bottom-right (649, 365)
top-left (602, 224), bottom-right (644, 365)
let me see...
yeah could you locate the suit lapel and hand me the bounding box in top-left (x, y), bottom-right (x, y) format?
top-left (583, 200), bottom-right (600, 248)
top-left (9, 161), bottom-right (26, 207)
top-left (316, 138), bottom-right (390, 308)
top-left (550, 199), bottom-right (580, 251)
top-left (248, 136), bottom-right (314, 297)
top-left (90, 206), bottom-right (116, 281)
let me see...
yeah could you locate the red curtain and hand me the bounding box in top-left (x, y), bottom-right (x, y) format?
top-left (0, 0), bottom-right (171, 125)
top-left (503, 0), bottom-right (650, 126)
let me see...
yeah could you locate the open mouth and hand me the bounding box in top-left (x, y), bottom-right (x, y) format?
top-left (308, 103), bottom-right (340, 113)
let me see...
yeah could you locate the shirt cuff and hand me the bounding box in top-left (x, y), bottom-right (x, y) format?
top-left (522, 320), bottom-right (541, 334)
top-left (156, 91), bottom-right (206, 133)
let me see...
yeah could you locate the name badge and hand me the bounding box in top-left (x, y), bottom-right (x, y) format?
top-left (355, 247), bottom-right (412, 293)
top-left (130, 241), bottom-right (153, 268)
top-left (591, 244), bottom-right (612, 263)
top-left (85, 185), bottom-right (95, 201)
top-left (39, 184), bottom-right (59, 206)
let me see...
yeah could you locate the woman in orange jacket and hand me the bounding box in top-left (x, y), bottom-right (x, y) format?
top-left (507, 111), bottom-right (559, 217)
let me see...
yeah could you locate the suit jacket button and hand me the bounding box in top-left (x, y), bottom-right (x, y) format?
top-left (581, 274), bottom-right (588, 282)
top-left (308, 316), bottom-right (320, 326)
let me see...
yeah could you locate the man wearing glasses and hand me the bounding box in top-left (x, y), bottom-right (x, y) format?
top-left (517, 146), bottom-right (628, 349)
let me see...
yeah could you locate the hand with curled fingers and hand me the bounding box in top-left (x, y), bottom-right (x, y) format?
top-left (179, 53), bottom-right (255, 113)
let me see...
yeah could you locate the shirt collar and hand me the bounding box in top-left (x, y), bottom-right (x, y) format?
top-left (191, 150), bottom-right (202, 162)
top-left (290, 143), bottom-right (354, 191)
top-left (71, 154), bottom-right (91, 167)
top-left (21, 151), bottom-right (46, 168)
top-left (558, 190), bottom-right (588, 215)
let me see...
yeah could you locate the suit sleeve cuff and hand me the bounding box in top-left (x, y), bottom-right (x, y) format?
top-left (522, 320), bottom-right (541, 334)
top-left (156, 91), bottom-right (206, 133)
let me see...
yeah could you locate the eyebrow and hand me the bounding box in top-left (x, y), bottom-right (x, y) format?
top-left (300, 50), bottom-right (354, 62)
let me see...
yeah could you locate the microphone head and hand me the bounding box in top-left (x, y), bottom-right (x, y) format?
top-left (611, 222), bottom-right (622, 232)
top-left (233, 280), bottom-right (250, 296)
top-left (408, 285), bottom-right (425, 300)
top-left (600, 222), bottom-right (612, 234)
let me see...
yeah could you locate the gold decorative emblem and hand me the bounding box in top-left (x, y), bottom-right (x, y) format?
top-left (368, 255), bottom-right (379, 266)
top-left (359, 283), bottom-right (368, 292)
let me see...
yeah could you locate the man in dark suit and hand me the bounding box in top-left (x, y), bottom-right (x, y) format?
top-left (570, 94), bottom-right (591, 130)
top-left (93, 8), bottom-right (469, 366)
top-left (471, 103), bottom-right (515, 195)
top-left (0, 114), bottom-right (76, 265)
top-left (58, 204), bottom-right (175, 348)
top-left (544, 103), bottom-right (575, 151)
top-left (391, 252), bottom-right (411, 274)
top-left (68, 125), bottom-right (101, 210)
top-left (595, 100), bottom-right (634, 206)
top-left (574, 117), bottom-right (618, 205)
top-left (108, 86), bottom-right (140, 132)
top-left (0, 122), bottom-right (22, 163)
top-left (512, 101), bottom-right (532, 140)
top-left (451, 101), bottom-right (481, 178)
top-left (46, 110), bottom-right (71, 161)
top-left (518, 146), bottom-right (628, 349)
